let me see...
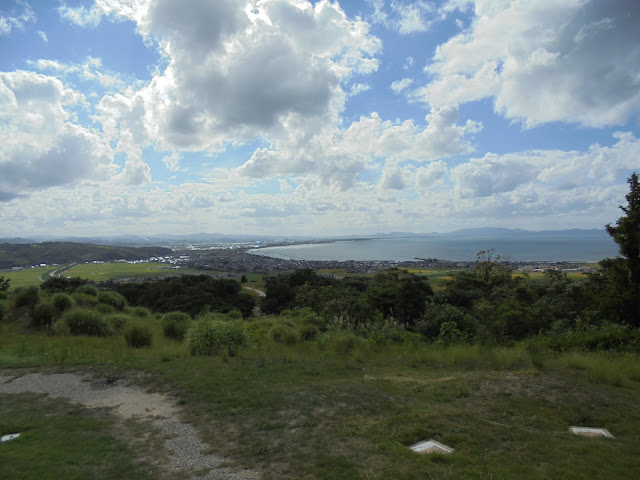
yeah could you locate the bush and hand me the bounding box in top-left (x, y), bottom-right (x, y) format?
top-left (71, 292), bottom-right (99, 307)
top-left (13, 286), bottom-right (40, 309)
top-left (52, 293), bottom-right (73, 312)
top-left (32, 303), bottom-right (57, 327)
top-left (97, 291), bottom-right (127, 311)
top-left (227, 309), bottom-right (243, 320)
top-left (95, 303), bottom-right (116, 314)
top-left (51, 319), bottom-right (70, 336)
top-left (61, 309), bottom-right (112, 336)
top-left (268, 324), bottom-right (298, 345)
top-left (0, 300), bottom-right (7, 323)
top-left (130, 306), bottom-right (151, 318)
top-left (124, 322), bottom-right (153, 348)
top-left (75, 284), bottom-right (98, 296)
top-left (161, 311), bottom-right (192, 340)
top-left (105, 313), bottom-right (132, 333)
top-left (298, 324), bottom-right (319, 341)
top-left (186, 317), bottom-right (248, 357)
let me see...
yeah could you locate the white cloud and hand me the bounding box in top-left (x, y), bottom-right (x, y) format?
top-left (391, 78), bottom-right (413, 94)
top-left (0, 71), bottom-right (116, 201)
top-left (392, 0), bottom-right (432, 34)
top-left (37, 30), bottom-right (47, 42)
top-left (89, 0), bottom-right (381, 156)
top-left (162, 153), bottom-right (182, 172)
top-left (416, 160), bottom-right (448, 188)
top-left (0, 1), bottom-right (35, 36)
top-left (30, 56), bottom-right (126, 89)
top-left (415, 0), bottom-right (640, 127)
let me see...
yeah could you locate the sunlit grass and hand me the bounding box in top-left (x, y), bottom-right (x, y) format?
top-left (0, 266), bottom-right (58, 289)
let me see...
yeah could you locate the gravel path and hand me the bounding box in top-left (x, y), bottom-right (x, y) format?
top-left (0, 372), bottom-right (260, 480)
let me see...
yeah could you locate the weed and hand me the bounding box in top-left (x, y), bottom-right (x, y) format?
top-left (61, 308), bottom-right (112, 336)
top-left (124, 322), bottom-right (153, 348)
top-left (186, 317), bottom-right (248, 357)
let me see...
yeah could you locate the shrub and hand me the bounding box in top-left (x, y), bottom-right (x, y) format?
top-left (124, 322), bottom-right (153, 348)
top-left (0, 300), bottom-right (8, 323)
top-left (75, 284), bottom-right (98, 296)
top-left (130, 306), bottom-right (151, 318)
top-left (61, 309), bottom-right (112, 336)
top-left (269, 324), bottom-right (298, 345)
top-left (51, 319), bottom-right (70, 336)
top-left (227, 309), bottom-right (243, 320)
top-left (97, 291), bottom-right (127, 311)
top-left (32, 302), bottom-right (57, 327)
top-left (13, 286), bottom-right (40, 309)
top-left (161, 311), bottom-right (192, 340)
top-left (186, 317), bottom-right (248, 357)
top-left (105, 313), bottom-right (132, 334)
top-left (298, 324), bottom-right (319, 341)
top-left (52, 293), bottom-right (73, 312)
top-left (71, 292), bottom-right (99, 307)
top-left (95, 303), bottom-right (116, 314)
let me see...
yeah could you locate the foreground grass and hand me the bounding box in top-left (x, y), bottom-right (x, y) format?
top-left (1, 329), bottom-right (639, 479)
top-left (0, 392), bottom-right (160, 480)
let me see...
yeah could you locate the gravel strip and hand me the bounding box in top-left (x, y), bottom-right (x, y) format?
top-left (0, 372), bottom-right (260, 480)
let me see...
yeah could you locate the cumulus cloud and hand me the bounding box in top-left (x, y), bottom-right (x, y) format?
top-left (90, 0), bottom-right (381, 154)
top-left (415, 0), bottom-right (640, 127)
top-left (0, 1), bottom-right (35, 36)
top-left (237, 105), bottom-right (480, 190)
top-left (391, 78), bottom-right (413, 94)
top-left (0, 71), bottom-right (116, 201)
top-left (162, 153), bottom-right (182, 172)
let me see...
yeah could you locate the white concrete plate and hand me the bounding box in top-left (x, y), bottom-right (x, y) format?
top-left (1, 433), bottom-right (21, 443)
top-left (410, 439), bottom-right (454, 454)
top-left (570, 427), bottom-right (615, 439)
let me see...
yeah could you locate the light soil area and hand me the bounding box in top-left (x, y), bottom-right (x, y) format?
top-left (0, 372), bottom-right (260, 480)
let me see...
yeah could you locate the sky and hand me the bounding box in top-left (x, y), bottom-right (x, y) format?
top-left (0, 0), bottom-right (639, 238)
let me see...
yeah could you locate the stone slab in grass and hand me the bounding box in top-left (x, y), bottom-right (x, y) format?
top-left (410, 439), bottom-right (454, 454)
top-left (1, 433), bottom-right (21, 443)
top-left (570, 427), bottom-right (615, 439)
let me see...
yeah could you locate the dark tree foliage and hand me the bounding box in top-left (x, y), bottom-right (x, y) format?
top-left (41, 276), bottom-right (89, 294)
top-left (111, 275), bottom-right (255, 318)
top-left (264, 268), bottom-right (432, 326)
top-left (0, 275), bottom-right (10, 292)
top-left (603, 173), bottom-right (640, 325)
top-left (606, 173), bottom-right (640, 286)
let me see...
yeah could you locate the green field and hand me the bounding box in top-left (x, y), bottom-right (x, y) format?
top-left (63, 262), bottom-right (197, 282)
top-left (0, 266), bottom-right (58, 289)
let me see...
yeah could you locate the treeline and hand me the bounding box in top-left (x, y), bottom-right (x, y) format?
top-left (109, 275), bottom-right (256, 318)
top-left (0, 242), bottom-right (173, 268)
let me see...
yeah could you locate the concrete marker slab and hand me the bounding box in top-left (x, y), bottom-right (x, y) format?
top-left (1, 433), bottom-right (21, 443)
top-left (410, 439), bottom-right (454, 454)
top-left (570, 427), bottom-right (615, 439)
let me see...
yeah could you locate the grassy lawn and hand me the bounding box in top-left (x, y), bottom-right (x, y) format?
top-left (63, 262), bottom-right (201, 282)
top-left (0, 266), bottom-right (58, 289)
top-left (1, 327), bottom-right (639, 479)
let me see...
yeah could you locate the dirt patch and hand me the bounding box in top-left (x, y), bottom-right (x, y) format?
top-left (0, 372), bottom-right (260, 480)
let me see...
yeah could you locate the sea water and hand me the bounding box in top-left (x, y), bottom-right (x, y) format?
top-left (251, 235), bottom-right (619, 263)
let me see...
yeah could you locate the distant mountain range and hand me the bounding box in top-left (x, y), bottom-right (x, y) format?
top-left (0, 228), bottom-right (610, 247)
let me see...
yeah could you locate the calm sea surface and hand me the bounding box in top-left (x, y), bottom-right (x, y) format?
top-left (251, 236), bottom-right (619, 262)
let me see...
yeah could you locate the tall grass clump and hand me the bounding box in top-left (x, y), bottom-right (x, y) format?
top-left (186, 316), bottom-right (248, 357)
top-left (130, 306), bottom-right (151, 318)
top-left (105, 313), bottom-right (133, 334)
top-left (124, 322), bottom-right (152, 348)
top-left (97, 291), bottom-right (127, 311)
top-left (71, 292), bottom-right (99, 307)
top-left (268, 324), bottom-right (298, 345)
top-left (161, 311), bottom-right (192, 340)
top-left (52, 293), bottom-right (73, 313)
top-left (31, 302), bottom-right (57, 327)
top-left (13, 286), bottom-right (40, 309)
top-left (60, 308), bottom-right (112, 336)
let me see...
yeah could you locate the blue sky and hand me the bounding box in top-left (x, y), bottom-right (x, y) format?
top-left (1, 0), bottom-right (639, 237)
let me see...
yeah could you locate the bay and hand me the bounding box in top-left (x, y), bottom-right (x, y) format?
top-left (251, 235), bottom-right (620, 262)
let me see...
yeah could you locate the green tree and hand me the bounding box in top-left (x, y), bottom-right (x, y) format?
top-left (606, 173), bottom-right (640, 287)
top-left (0, 275), bottom-right (10, 292)
top-left (604, 173), bottom-right (640, 325)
